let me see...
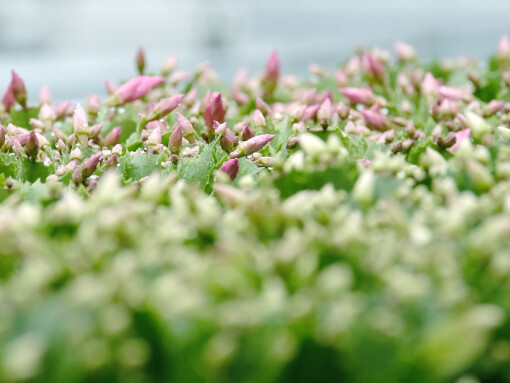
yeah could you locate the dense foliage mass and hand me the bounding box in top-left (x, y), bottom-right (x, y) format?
top-left (2, 39), bottom-right (510, 382)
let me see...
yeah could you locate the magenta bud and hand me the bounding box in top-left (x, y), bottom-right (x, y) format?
top-left (253, 109), bottom-right (266, 127)
top-left (89, 124), bottom-right (103, 139)
top-left (255, 97), bottom-right (271, 115)
top-left (11, 70), bottom-right (27, 108)
top-left (105, 154), bottom-right (118, 169)
top-left (39, 87), bottom-right (52, 105)
top-left (25, 131), bottom-right (39, 161)
top-left (340, 88), bottom-right (374, 105)
top-left (168, 124), bottom-right (183, 154)
top-left (438, 86), bottom-right (467, 101)
top-left (220, 128), bottom-right (236, 153)
top-left (232, 134), bottom-right (275, 157)
top-left (55, 101), bottom-right (72, 119)
top-left (362, 53), bottom-right (384, 81)
top-left (104, 126), bottom-right (121, 147)
top-left (265, 50), bottom-right (280, 84)
top-left (317, 98), bottom-right (333, 122)
top-left (214, 121), bottom-right (227, 136)
top-left (232, 88), bottom-right (250, 106)
top-left (106, 76), bottom-right (165, 106)
top-left (337, 102), bottom-right (350, 120)
top-left (1, 84), bottom-right (15, 113)
top-left (241, 125), bottom-right (255, 141)
top-left (361, 103), bottom-right (389, 130)
top-left (301, 104), bottom-right (320, 123)
top-left (484, 100), bottom-right (505, 117)
top-left (81, 153), bottom-right (102, 177)
top-left (176, 112), bottom-right (195, 143)
top-left (147, 126), bottom-right (162, 146)
top-left (146, 94), bottom-right (184, 121)
top-left (219, 158), bottom-right (239, 181)
top-left (72, 167), bottom-right (83, 184)
top-left (136, 47), bottom-right (146, 74)
top-left (394, 41), bottom-right (416, 62)
top-left (204, 92), bottom-right (226, 129)
top-left (448, 129), bottom-right (471, 153)
top-left (421, 72), bottom-right (438, 96)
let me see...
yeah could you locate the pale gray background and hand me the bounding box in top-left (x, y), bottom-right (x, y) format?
top-left (0, 0), bottom-right (509, 102)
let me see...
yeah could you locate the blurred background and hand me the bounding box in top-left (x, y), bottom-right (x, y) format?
top-left (0, 0), bottom-right (509, 102)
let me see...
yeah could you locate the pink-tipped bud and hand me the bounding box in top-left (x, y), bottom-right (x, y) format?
top-left (335, 70), bottom-right (348, 87)
top-left (317, 98), bottom-right (333, 122)
top-left (146, 94), bottom-right (184, 121)
top-left (219, 158), bottom-right (239, 181)
top-left (421, 72), bottom-right (439, 96)
top-left (498, 35), bottom-right (510, 59)
top-left (337, 102), bottom-right (350, 120)
top-left (55, 101), bottom-right (72, 119)
top-left (11, 70), bottom-right (27, 108)
top-left (199, 90), bottom-right (212, 114)
top-left (88, 94), bottom-right (100, 115)
top-left (448, 129), bottom-right (471, 153)
top-left (72, 167), bottom-right (83, 184)
top-left (73, 103), bottom-right (89, 145)
top-left (214, 121), bottom-right (227, 136)
top-left (241, 125), bottom-right (255, 141)
top-left (394, 41), bottom-right (416, 62)
top-left (106, 76), bottom-right (165, 106)
top-left (39, 87), bottom-right (52, 105)
top-left (147, 126), bottom-right (162, 146)
top-left (232, 88), bottom-right (249, 106)
top-left (362, 53), bottom-right (384, 81)
top-left (136, 47), bottom-right (146, 74)
top-left (253, 109), bottom-right (266, 127)
top-left (105, 154), bottom-right (118, 169)
top-left (183, 88), bottom-right (198, 107)
top-left (256, 97), bottom-right (271, 115)
top-left (361, 103), bottom-right (389, 130)
top-left (105, 79), bottom-right (117, 95)
top-left (438, 86), bottom-right (468, 101)
top-left (340, 88), bottom-right (374, 105)
top-left (1, 84), bottom-right (15, 113)
top-left (265, 50), bottom-right (280, 84)
top-left (162, 55), bottom-right (178, 76)
top-left (89, 123), bottom-right (103, 139)
top-left (204, 92), bottom-right (226, 129)
top-left (176, 112), bottom-right (195, 143)
top-left (231, 134), bottom-right (275, 157)
top-left (220, 128), bottom-right (236, 153)
top-left (81, 153), bottom-right (102, 177)
top-left (25, 131), bottom-right (39, 161)
top-left (484, 100), bottom-right (505, 117)
top-left (168, 124), bottom-right (183, 154)
top-left (39, 103), bottom-right (56, 121)
top-left (301, 104), bottom-right (320, 123)
top-left (290, 105), bottom-right (307, 122)
top-left (104, 126), bottom-right (121, 147)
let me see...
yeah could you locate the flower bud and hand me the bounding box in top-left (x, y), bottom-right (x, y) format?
top-left (168, 124), bottom-right (183, 154)
top-left (176, 112), bottom-right (195, 143)
top-left (146, 94), bottom-right (184, 121)
top-left (105, 79), bottom-right (117, 95)
top-left (81, 154), bottom-right (102, 177)
top-left (88, 94), bottom-right (100, 116)
top-left (39, 87), bottom-right (52, 105)
top-left (353, 170), bottom-right (375, 205)
top-left (498, 35), bottom-right (510, 60)
top-left (394, 41), bottom-right (416, 62)
top-left (104, 126), bottom-right (121, 147)
top-left (256, 97), bottom-right (271, 115)
top-left (162, 55), bottom-right (178, 76)
top-left (72, 167), bottom-right (83, 184)
top-left (467, 159), bottom-right (494, 191)
top-left (204, 92), bottom-right (226, 129)
top-left (465, 111), bottom-right (490, 140)
top-left (55, 101), bottom-right (72, 119)
top-left (253, 109), bottom-right (266, 127)
top-left (70, 148), bottom-right (82, 161)
top-left (39, 103), bottom-right (56, 121)
top-left (73, 103), bottom-right (89, 145)
top-left (1, 84), bottom-right (15, 113)
top-left (136, 47), bottom-right (146, 74)
top-left (231, 134), bottom-right (275, 157)
top-left (105, 154), bottom-right (118, 169)
top-left (220, 128), bottom-right (236, 153)
top-left (219, 158), bottom-right (239, 181)
top-left (340, 88), bottom-right (374, 105)
top-left (483, 100), bottom-right (504, 117)
top-left (25, 131), bottom-right (39, 161)
top-left (0, 126), bottom-right (5, 148)
top-left (362, 53), bottom-right (384, 81)
top-left (241, 125), bottom-right (255, 141)
top-left (317, 98), bottom-right (332, 127)
top-left (11, 70), bottom-right (27, 108)
top-left (361, 103), bottom-right (389, 130)
top-left (265, 50), bottom-right (280, 84)
top-left (105, 76), bottom-right (165, 106)
top-left (147, 126), bottom-right (162, 146)
top-left (301, 104), bottom-right (320, 123)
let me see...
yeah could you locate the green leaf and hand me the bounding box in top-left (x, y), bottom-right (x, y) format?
top-left (17, 156), bottom-right (54, 183)
top-left (0, 153), bottom-right (19, 179)
top-left (9, 107), bottom-right (39, 129)
top-left (118, 150), bottom-right (162, 181)
top-left (177, 141), bottom-right (218, 190)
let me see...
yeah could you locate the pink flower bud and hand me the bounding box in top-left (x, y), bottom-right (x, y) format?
top-left (204, 92), bottom-right (226, 129)
top-left (301, 104), bottom-right (320, 123)
top-left (107, 76), bottom-right (165, 106)
top-left (340, 88), bottom-right (374, 105)
top-left (39, 87), bottom-right (52, 105)
top-left (231, 134), bottom-right (275, 157)
top-left (24, 131), bottom-right (39, 160)
top-left (448, 128), bottom-right (471, 153)
top-left (176, 112), bottom-right (195, 143)
top-left (394, 41), bottom-right (416, 62)
top-left (136, 47), bottom-right (146, 74)
top-left (214, 121), bottom-right (227, 136)
top-left (105, 79), bottom-right (117, 95)
top-left (335, 70), bottom-right (348, 87)
top-left (438, 86), bottom-right (468, 101)
top-left (232, 88), bottom-right (249, 106)
top-left (73, 103), bottom-right (89, 145)
top-left (89, 124), bottom-right (103, 139)
top-left (498, 35), bottom-right (510, 59)
top-left (147, 126), bottom-right (162, 146)
top-left (104, 126), bottom-right (121, 147)
top-left (146, 94), bottom-right (184, 121)
top-left (253, 109), bottom-right (266, 127)
top-left (362, 53), bottom-right (384, 80)
top-left (265, 50), bottom-right (280, 83)
top-left (168, 124), bottom-right (183, 154)
top-left (241, 125), bottom-right (255, 141)
top-left (183, 88), bottom-right (198, 107)
top-left (55, 101), bottom-right (72, 119)
top-left (72, 167), bottom-right (83, 184)
top-left (39, 103), bottom-right (56, 121)
top-left (219, 158), bottom-right (239, 181)
top-left (162, 56), bottom-right (178, 76)
top-left (11, 70), bottom-right (27, 108)
top-left (81, 153), bottom-right (102, 177)
top-left (361, 103), bottom-right (389, 130)
top-left (88, 94), bottom-right (100, 115)
top-left (1, 84), bottom-right (15, 113)
top-left (105, 154), bottom-right (118, 169)
top-left (221, 128), bottom-right (238, 153)
top-left (484, 100), bottom-right (505, 117)
top-left (421, 72), bottom-right (439, 96)
top-left (337, 102), bottom-right (350, 120)
top-left (199, 90), bottom-right (212, 114)
top-left (317, 98), bottom-right (332, 122)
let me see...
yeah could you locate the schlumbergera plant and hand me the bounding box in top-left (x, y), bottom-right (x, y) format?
top-left (4, 37), bottom-right (510, 382)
